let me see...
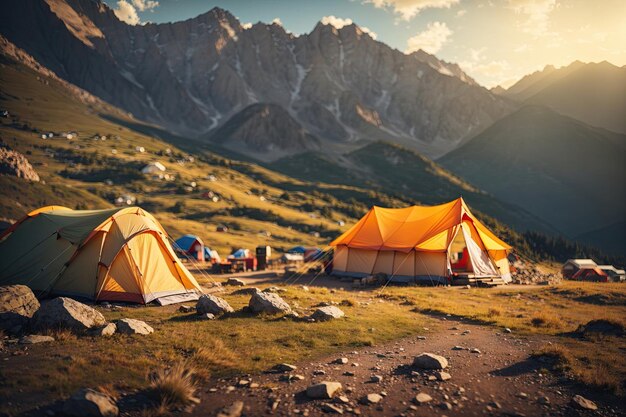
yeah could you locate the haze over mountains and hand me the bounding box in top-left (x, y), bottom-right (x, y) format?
top-left (0, 0), bottom-right (624, 255)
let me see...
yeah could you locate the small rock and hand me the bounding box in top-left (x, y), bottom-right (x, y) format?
top-left (62, 388), bottom-right (118, 417)
top-left (225, 278), bottom-right (246, 287)
top-left (570, 395), bottom-right (597, 410)
top-left (0, 285), bottom-right (40, 331)
top-left (306, 382), bottom-right (343, 399)
top-left (311, 306), bottom-right (345, 322)
top-left (19, 334), bottom-right (55, 344)
top-left (196, 294), bottom-right (234, 315)
top-left (504, 328), bottom-right (512, 333)
top-left (413, 353), bottom-right (448, 370)
top-left (217, 400), bottom-right (244, 417)
top-left (370, 375), bottom-right (383, 383)
top-left (414, 393), bottom-right (432, 405)
top-left (452, 346), bottom-right (465, 351)
top-left (334, 357), bottom-right (348, 364)
top-left (360, 393), bottom-right (383, 404)
top-left (436, 371), bottom-right (451, 381)
top-left (203, 313), bottom-right (216, 320)
top-left (439, 401), bottom-right (453, 410)
top-left (538, 396), bottom-right (550, 405)
top-left (470, 348), bottom-right (481, 354)
top-left (89, 323), bottom-right (116, 337)
top-left (249, 291), bottom-right (292, 314)
top-left (336, 396), bottom-right (350, 404)
top-left (271, 363), bottom-right (297, 373)
top-left (115, 319), bottom-right (153, 335)
top-left (35, 297), bottom-right (105, 331)
top-left (517, 392), bottom-right (528, 399)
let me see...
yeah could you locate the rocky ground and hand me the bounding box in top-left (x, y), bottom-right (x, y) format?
top-left (188, 317), bottom-right (618, 417)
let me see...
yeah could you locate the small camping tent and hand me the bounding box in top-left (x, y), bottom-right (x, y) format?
top-left (329, 198), bottom-right (512, 284)
top-left (0, 206), bottom-right (203, 304)
top-left (562, 259), bottom-right (597, 279)
top-left (174, 234), bottom-right (220, 263)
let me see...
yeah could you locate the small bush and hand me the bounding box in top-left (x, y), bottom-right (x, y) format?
top-left (339, 299), bottom-right (356, 307)
top-left (487, 307), bottom-right (502, 317)
top-left (148, 361), bottom-right (198, 409)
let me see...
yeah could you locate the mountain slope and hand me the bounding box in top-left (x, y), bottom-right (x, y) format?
top-left (504, 61), bottom-right (626, 133)
top-left (271, 142), bottom-right (556, 234)
top-left (439, 105), bottom-right (626, 249)
top-left (0, 0), bottom-right (515, 159)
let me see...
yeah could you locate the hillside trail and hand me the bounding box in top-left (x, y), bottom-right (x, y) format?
top-left (186, 316), bottom-right (621, 417)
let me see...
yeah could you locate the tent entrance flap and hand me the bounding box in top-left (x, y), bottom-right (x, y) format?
top-left (461, 223), bottom-right (499, 277)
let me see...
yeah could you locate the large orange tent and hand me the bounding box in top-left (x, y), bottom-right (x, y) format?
top-left (330, 198), bottom-right (512, 284)
top-left (0, 206), bottom-right (203, 304)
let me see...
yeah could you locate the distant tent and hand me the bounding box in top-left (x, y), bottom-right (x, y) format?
top-left (0, 206), bottom-right (203, 304)
top-left (141, 162), bottom-right (166, 174)
top-left (330, 198), bottom-right (512, 284)
top-left (288, 246), bottom-right (307, 254)
top-left (571, 267), bottom-right (608, 282)
top-left (174, 234), bottom-right (220, 263)
top-left (230, 248), bottom-right (251, 259)
top-left (562, 259), bottom-right (597, 279)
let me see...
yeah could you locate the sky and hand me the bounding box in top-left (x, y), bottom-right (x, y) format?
top-left (104, 0), bottom-right (626, 88)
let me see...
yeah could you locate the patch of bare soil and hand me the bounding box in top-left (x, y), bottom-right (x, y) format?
top-left (184, 318), bottom-right (622, 417)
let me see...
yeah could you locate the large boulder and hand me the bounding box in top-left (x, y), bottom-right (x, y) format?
top-left (0, 284), bottom-right (40, 331)
top-left (34, 297), bottom-right (105, 331)
top-left (249, 291), bottom-right (291, 314)
top-left (311, 306), bottom-right (345, 322)
top-left (0, 147), bottom-right (40, 182)
top-left (196, 294), bottom-right (234, 315)
top-left (62, 388), bottom-right (119, 417)
top-left (413, 353), bottom-right (449, 370)
top-left (306, 381), bottom-right (342, 399)
top-left (115, 319), bottom-right (153, 335)
top-left (225, 278), bottom-right (246, 287)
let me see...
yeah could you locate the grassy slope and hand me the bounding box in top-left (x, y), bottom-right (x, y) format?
top-left (0, 55), bottom-right (369, 254)
top-left (271, 141), bottom-right (555, 234)
top-left (439, 105), bottom-right (626, 242)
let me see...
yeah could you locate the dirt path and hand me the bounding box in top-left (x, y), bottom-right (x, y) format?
top-left (186, 317), bottom-right (620, 417)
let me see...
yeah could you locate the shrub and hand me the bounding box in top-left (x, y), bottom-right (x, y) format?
top-left (148, 362), bottom-right (198, 408)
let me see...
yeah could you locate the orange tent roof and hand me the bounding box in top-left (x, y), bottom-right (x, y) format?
top-left (330, 198), bottom-right (511, 252)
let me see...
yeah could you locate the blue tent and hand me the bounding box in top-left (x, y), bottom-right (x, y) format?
top-left (174, 234), bottom-right (214, 260)
top-left (288, 246), bottom-right (307, 254)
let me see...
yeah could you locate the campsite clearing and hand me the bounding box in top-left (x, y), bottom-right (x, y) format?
top-left (1, 276), bottom-right (625, 416)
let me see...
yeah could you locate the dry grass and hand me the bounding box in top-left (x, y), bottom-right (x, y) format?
top-left (148, 361), bottom-right (198, 410)
top-left (530, 312), bottom-right (563, 328)
top-left (487, 307), bottom-right (503, 317)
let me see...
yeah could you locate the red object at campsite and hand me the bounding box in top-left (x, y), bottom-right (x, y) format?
top-left (571, 267), bottom-right (609, 282)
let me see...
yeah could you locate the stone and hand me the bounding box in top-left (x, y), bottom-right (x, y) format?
top-left (306, 382), bottom-right (342, 399)
top-left (414, 393), bottom-right (433, 405)
top-left (89, 323), bottom-right (116, 337)
top-left (370, 375), bottom-right (383, 383)
top-left (19, 334), bottom-right (55, 344)
top-left (271, 363), bottom-right (297, 373)
top-left (439, 401), bottom-right (453, 410)
top-left (203, 313), bottom-right (216, 320)
top-left (226, 278), bottom-right (246, 287)
top-left (436, 371), bottom-right (451, 381)
top-left (470, 348), bottom-right (481, 354)
top-left (34, 297), bottom-right (105, 331)
top-left (0, 285), bottom-right (40, 330)
top-left (504, 328), bottom-right (512, 333)
top-left (334, 357), bottom-right (348, 364)
top-left (336, 396), bottom-right (350, 404)
top-left (360, 393), bottom-right (382, 404)
top-left (413, 353), bottom-right (448, 370)
top-left (311, 306), bottom-right (345, 322)
top-left (62, 388), bottom-right (119, 417)
top-left (517, 392), bottom-right (528, 399)
top-left (452, 346), bottom-right (465, 351)
top-left (538, 396), bottom-right (550, 405)
top-left (321, 403), bottom-right (343, 414)
top-left (231, 287), bottom-right (260, 295)
top-left (196, 294), bottom-right (234, 315)
top-left (0, 147), bottom-right (40, 182)
top-left (217, 401), bottom-right (244, 417)
top-left (115, 319), bottom-right (153, 335)
top-left (249, 291), bottom-right (291, 314)
top-left (262, 286), bottom-right (286, 293)
top-left (570, 395), bottom-right (597, 410)
top-left (178, 305), bottom-right (195, 313)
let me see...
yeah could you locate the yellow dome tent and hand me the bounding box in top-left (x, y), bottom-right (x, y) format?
top-left (0, 206), bottom-right (203, 304)
top-left (330, 198), bottom-right (512, 284)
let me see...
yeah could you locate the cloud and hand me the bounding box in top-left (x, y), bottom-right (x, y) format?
top-left (459, 51), bottom-right (516, 88)
top-left (320, 15), bottom-right (378, 39)
top-left (508, 0), bottom-right (556, 36)
top-left (113, 0), bottom-right (140, 25)
top-left (271, 17), bottom-right (283, 26)
top-left (365, 0), bottom-right (460, 21)
top-left (242, 22), bottom-right (253, 29)
top-left (131, 0), bottom-right (158, 12)
top-left (456, 9), bottom-right (467, 17)
top-left (406, 21), bottom-right (452, 54)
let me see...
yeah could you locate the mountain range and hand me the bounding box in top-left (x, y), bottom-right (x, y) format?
top-left (0, 0), bottom-right (624, 256)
